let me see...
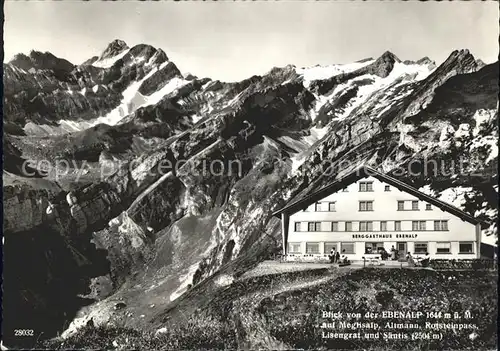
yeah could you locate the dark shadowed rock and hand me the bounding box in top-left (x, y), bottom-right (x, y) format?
top-left (365, 50), bottom-right (400, 77)
top-left (98, 39), bottom-right (129, 61)
top-left (138, 61), bottom-right (182, 95)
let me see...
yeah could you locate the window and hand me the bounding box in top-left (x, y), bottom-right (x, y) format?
top-left (359, 201), bottom-right (374, 211)
top-left (365, 242), bottom-right (384, 254)
top-left (359, 221), bottom-right (373, 231)
top-left (385, 185), bottom-right (390, 192)
top-left (345, 222), bottom-right (352, 231)
top-left (308, 222), bottom-right (321, 232)
top-left (380, 221), bottom-right (387, 231)
top-left (294, 222), bottom-right (301, 232)
top-left (412, 221), bottom-right (418, 231)
top-left (328, 202), bottom-right (336, 212)
top-left (395, 221), bottom-right (402, 231)
top-left (414, 242), bottom-right (428, 254)
top-left (341, 242), bottom-right (355, 254)
top-left (434, 220), bottom-right (449, 231)
top-left (331, 222), bottom-right (339, 232)
top-left (412, 221), bottom-right (426, 231)
top-left (315, 202), bottom-right (322, 212)
top-left (419, 221), bottom-right (426, 231)
top-left (412, 201), bottom-right (419, 210)
top-left (436, 242), bottom-right (451, 254)
top-left (360, 222), bottom-right (366, 231)
top-left (397, 201), bottom-right (405, 211)
top-left (425, 204), bottom-right (432, 211)
top-left (359, 181), bottom-right (373, 192)
top-left (324, 242), bottom-right (338, 253)
top-left (459, 242), bottom-right (474, 254)
top-left (306, 243), bottom-right (320, 254)
top-left (288, 243), bottom-right (301, 253)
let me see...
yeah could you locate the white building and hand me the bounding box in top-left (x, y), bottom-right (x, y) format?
top-left (273, 166), bottom-right (487, 261)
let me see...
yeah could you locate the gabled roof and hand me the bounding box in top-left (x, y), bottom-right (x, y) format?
top-left (273, 166), bottom-right (489, 229)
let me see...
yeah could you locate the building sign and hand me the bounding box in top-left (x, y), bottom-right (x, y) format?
top-left (352, 233), bottom-right (418, 240)
top-left (288, 230), bottom-right (473, 242)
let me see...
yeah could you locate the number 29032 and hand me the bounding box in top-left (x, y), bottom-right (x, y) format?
top-left (14, 329), bottom-right (34, 336)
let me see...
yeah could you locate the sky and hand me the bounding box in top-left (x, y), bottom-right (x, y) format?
top-left (4, 1), bottom-right (499, 82)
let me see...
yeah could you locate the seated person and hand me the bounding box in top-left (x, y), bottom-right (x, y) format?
top-left (339, 250), bottom-right (350, 265)
top-left (420, 252), bottom-right (431, 267)
top-left (380, 249), bottom-right (388, 260)
top-left (406, 252), bottom-right (416, 267)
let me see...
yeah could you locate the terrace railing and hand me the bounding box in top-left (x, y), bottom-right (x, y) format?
top-left (430, 259), bottom-right (498, 270)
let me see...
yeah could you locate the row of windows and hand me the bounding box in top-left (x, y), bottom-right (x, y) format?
top-left (410, 220), bottom-right (448, 231)
top-left (306, 202), bottom-right (337, 212)
top-left (398, 201), bottom-right (432, 211)
top-left (289, 242), bottom-right (356, 254)
top-left (289, 242), bottom-right (475, 255)
top-left (348, 182), bottom-right (422, 194)
top-left (295, 220), bottom-right (449, 232)
top-left (304, 200), bottom-right (433, 212)
top-left (357, 181), bottom-right (392, 192)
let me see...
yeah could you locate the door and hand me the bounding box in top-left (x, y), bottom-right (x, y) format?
top-left (396, 242), bottom-right (407, 254)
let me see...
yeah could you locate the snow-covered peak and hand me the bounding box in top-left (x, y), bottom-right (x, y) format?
top-left (389, 61), bottom-right (435, 81)
top-left (295, 59), bottom-right (375, 88)
top-left (92, 48), bottom-right (131, 69)
top-left (91, 39), bottom-right (130, 68)
top-left (99, 39), bottom-right (129, 60)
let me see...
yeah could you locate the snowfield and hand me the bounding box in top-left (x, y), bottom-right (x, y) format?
top-left (92, 48), bottom-right (131, 68)
top-left (296, 59), bottom-right (375, 87)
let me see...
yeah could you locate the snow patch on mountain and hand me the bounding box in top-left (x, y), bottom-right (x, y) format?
top-left (438, 187), bottom-right (473, 208)
top-left (131, 55), bottom-right (146, 66)
top-left (289, 126), bottom-right (328, 173)
top-left (142, 77), bottom-right (189, 107)
top-left (473, 109), bottom-right (496, 135)
top-left (391, 61), bottom-right (434, 81)
top-left (93, 83), bottom-right (147, 126)
top-left (58, 120), bottom-right (94, 133)
top-left (55, 66), bottom-right (161, 129)
top-left (306, 61), bottom-right (433, 128)
top-left (340, 62), bottom-right (433, 120)
top-left (471, 136), bottom-right (498, 165)
top-left (418, 185), bottom-right (437, 197)
top-left (454, 123), bottom-right (471, 140)
top-left (89, 64), bottom-right (182, 126)
top-left (438, 125), bottom-right (455, 149)
top-left (168, 261), bottom-right (201, 302)
top-left (296, 59), bottom-right (375, 88)
top-left (214, 274), bottom-right (234, 287)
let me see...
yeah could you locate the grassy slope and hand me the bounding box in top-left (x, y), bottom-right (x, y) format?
top-left (41, 267), bottom-right (497, 350)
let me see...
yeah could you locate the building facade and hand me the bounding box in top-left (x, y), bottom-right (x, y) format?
top-left (274, 167), bottom-right (485, 261)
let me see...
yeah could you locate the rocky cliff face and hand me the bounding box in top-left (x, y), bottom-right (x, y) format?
top-left (2, 41), bottom-right (498, 346)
